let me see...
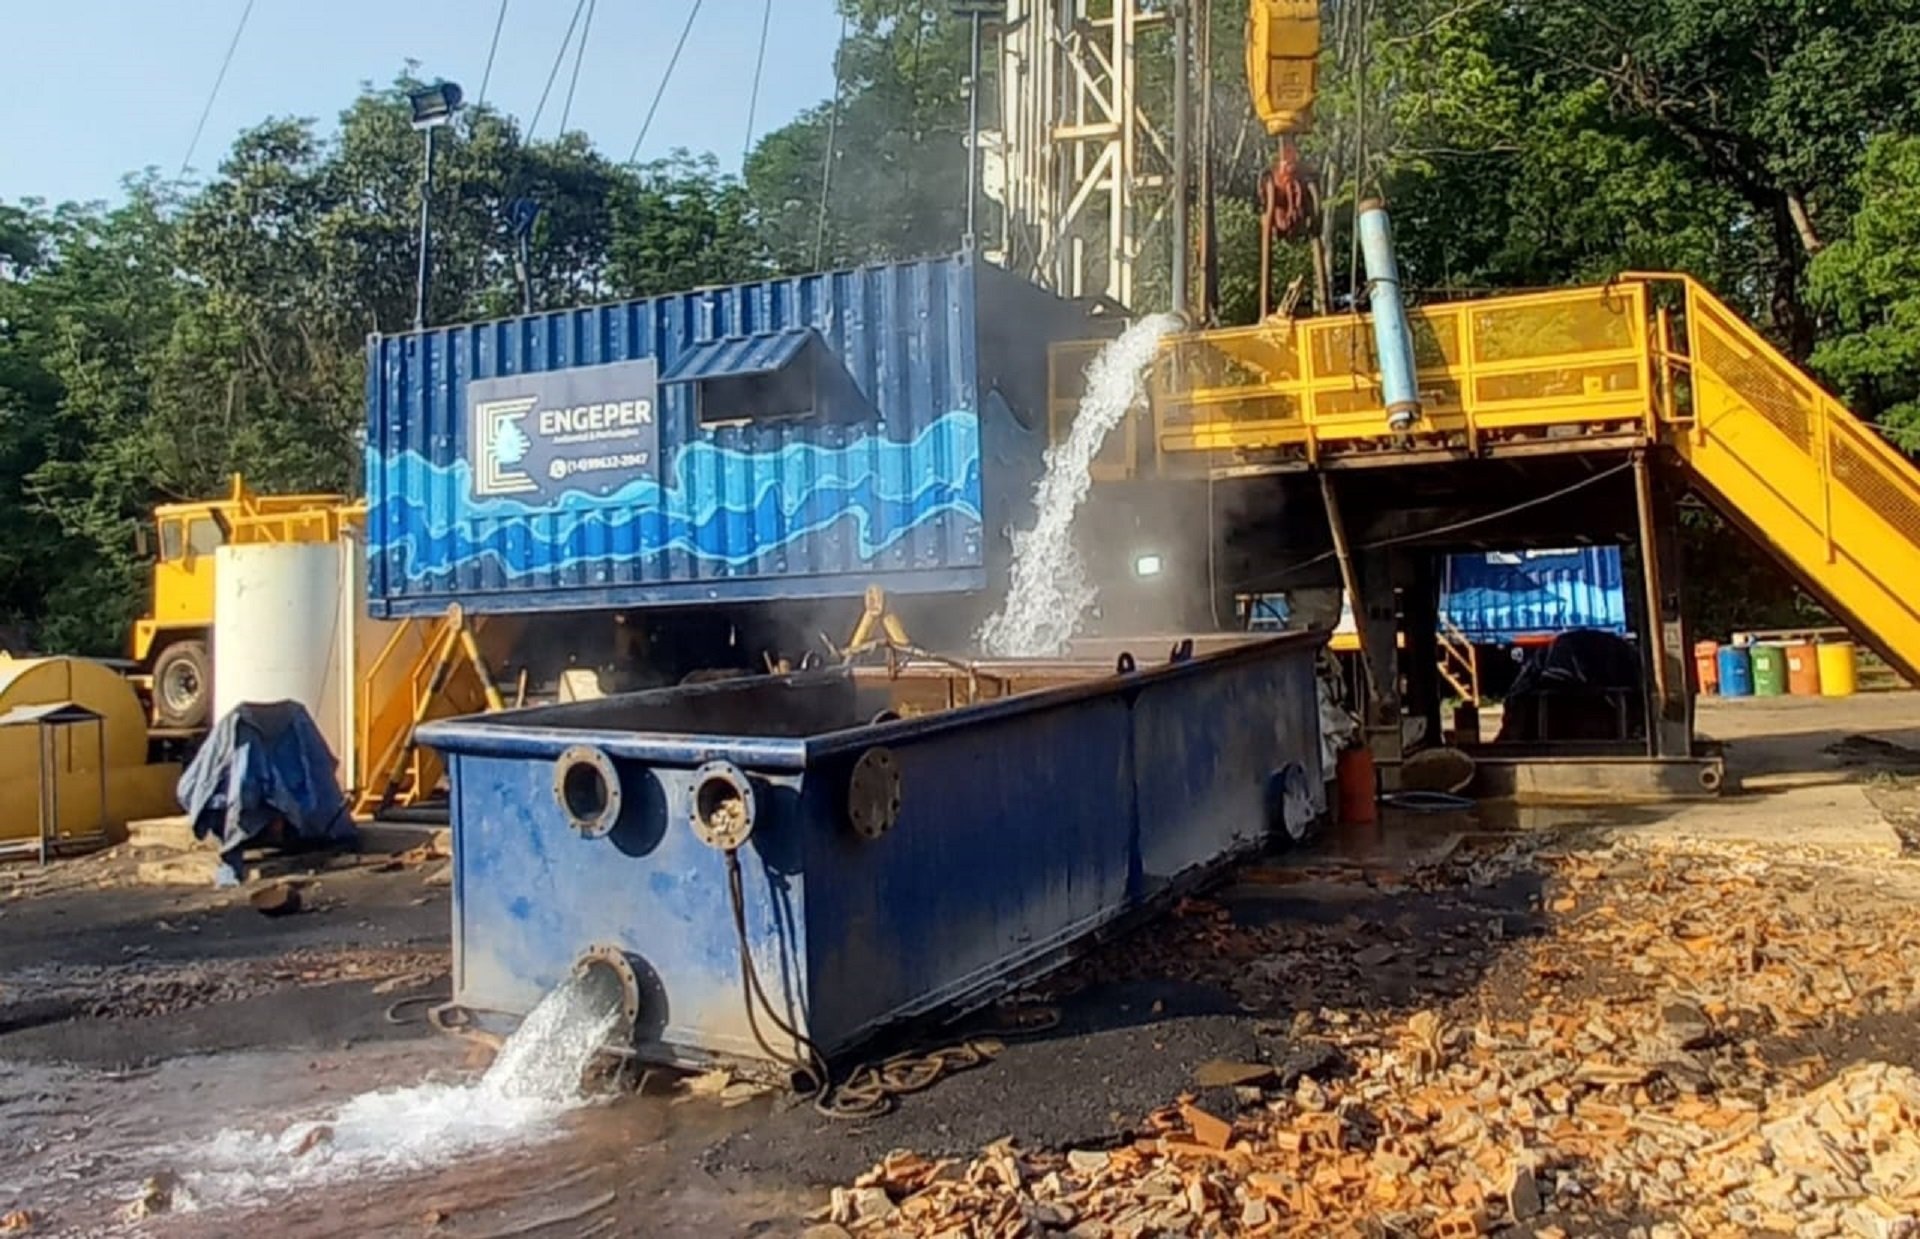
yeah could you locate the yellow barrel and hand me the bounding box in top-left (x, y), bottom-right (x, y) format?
top-left (1818, 642), bottom-right (1858, 697)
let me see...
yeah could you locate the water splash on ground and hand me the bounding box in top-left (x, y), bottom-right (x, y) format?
top-left (168, 974), bottom-right (620, 1210)
top-left (980, 313), bottom-right (1180, 658)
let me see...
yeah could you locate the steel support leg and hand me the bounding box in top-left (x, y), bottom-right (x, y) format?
top-left (1635, 453), bottom-right (1693, 758)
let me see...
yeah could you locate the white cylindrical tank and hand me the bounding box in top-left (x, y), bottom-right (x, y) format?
top-left (214, 542), bottom-right (352, 765)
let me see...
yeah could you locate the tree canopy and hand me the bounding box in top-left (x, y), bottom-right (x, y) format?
top-left (6, 0), bottom-right (1920, 652)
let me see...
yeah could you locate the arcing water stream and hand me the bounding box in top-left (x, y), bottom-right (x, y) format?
top-left (979, 313), bottom-right (1180, 658)
top-left (172, 974), bottom-right (621, 1209)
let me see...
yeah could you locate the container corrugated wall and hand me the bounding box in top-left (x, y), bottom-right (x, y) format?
top-left (366, 254), bottom-right (1073, 618)
top-left (1441, 548), bottom-right (1628, 643)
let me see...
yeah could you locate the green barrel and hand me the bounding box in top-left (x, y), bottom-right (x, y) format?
top-left (1751, 644), bottom-right (1788, 697)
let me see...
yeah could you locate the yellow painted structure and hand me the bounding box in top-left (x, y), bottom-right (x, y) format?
top-left (0, 656), bottom-right (180, 848)
top-left (1246, 0), bottom-right (1322, 135)
top-left (1099, 274), bottom-right (1920, 687)
top-left (132, 475), bottom-right (359, 665)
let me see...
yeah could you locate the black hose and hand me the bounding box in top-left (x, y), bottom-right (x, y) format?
top-left (723, 850), bottom-right (856, 1114)
top-left (384, 993), bottom-right (449, 1024)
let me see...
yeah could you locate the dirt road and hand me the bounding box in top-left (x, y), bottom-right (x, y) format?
top-left (2, 694), bottom-right (1917, 1237)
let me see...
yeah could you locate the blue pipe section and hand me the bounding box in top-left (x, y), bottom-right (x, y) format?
top-left (1358, 200), bottom-right (1422, 430)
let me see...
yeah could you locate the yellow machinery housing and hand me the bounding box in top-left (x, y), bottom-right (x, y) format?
top-left (1247, 0), bottom-right (1322, 135)
top-left (132, 475), bottom-right (358, 730)
top-left (0, 655), bottom-right (180, 855)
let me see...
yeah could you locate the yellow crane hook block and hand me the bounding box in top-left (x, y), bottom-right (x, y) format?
top-left (1247, 0), bottom-right (1322, 136)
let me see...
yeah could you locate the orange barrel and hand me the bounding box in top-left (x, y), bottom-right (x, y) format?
top-left (1336, 745), bottom-right (1378, 826)
top-left (1695, 641), bottom-right (1721, 695)
top-left (1785, 642), bottom-right (1822, 696)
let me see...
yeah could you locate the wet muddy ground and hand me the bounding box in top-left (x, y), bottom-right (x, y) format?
top-left (2, 694), bottom-right (1918, 1237)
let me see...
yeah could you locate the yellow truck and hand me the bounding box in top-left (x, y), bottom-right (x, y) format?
top-left (131, 477), bottom-right (357, 729)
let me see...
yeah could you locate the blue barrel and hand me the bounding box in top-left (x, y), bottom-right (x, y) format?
top-left (1717, 645), bottom-right (1754, 698)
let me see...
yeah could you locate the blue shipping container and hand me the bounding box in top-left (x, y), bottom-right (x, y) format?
top-left (1441, 548), bottom-right (1628, 643)
top-left (365, 254), bottom-right (1087, 619)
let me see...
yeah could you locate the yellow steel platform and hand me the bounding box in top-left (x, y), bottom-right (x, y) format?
top-left (1076, 275), bottom-right (1920, 685)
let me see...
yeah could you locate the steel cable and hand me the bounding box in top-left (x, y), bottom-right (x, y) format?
top-left (742, 0), bottom-right (775, 168)
top-left (813, 11), bottom-right (852, 268)
top-left (723, 847), bottom-right (1056, 1120)
top-left (626, 0), bottom-right (705, 165)
top-left (528, 0), bottom-right (590, 140)
top-left (477, 0), bottom-right (511, 108)
top-left (1238, 459), bottom-right (1637, 593)
top-left (559, 0), bottom-right (597, 136)
top-left (179, 0), bottom-right (258, 177)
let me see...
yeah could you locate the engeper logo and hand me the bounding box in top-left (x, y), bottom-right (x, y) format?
top-left (466, 359), bottom-right (661, 503)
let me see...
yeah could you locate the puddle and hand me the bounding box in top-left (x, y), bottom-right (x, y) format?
top-left (0, 974), bottom-right (653, 1234)
top-left (169, 973), bottom-right (620, 1210)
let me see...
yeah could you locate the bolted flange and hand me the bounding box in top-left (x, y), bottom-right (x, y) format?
top-left (553, 745), bottom-right (622, 839)
top-left (847, 747), bottom-right (903, 841)
top-left (689, 760), bottom-right (756, 851)
top-left (572, 943), bottom-right (643, 1041)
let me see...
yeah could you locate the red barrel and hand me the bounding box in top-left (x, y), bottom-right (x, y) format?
top-left (1336, 745), bottom-right (1378, 826)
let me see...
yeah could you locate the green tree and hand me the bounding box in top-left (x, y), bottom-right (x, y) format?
top-left (1485, 0), bottom-right (1920, 354)
top-left (608, 152), bottom-right (767, 297)
top-left (1808, 134), bottom-right (1920, 450)
top-left (0, 74), bottom-right (770, 652)
top-left (746, 1), bottom-right (973, 272)
top-left (7, 183), bottom-right (191, 653)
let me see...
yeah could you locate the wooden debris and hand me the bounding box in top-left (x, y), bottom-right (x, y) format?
top-left (1180, 1103), bottom-right (1233, 1151)
top-left (248, 880), bottom-right (303, 917)
top-left (1193, 1059), bottom-right (1278, 1089)
top-left (679, 1067), bottom-right (773, 1108)
top-left (821, 836), bottom-right (1920, 1238)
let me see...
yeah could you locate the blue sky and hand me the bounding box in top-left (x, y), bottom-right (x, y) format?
top-left (0, 0), bottom-right (843, 206)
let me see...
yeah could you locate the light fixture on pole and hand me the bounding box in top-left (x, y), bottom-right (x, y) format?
top-left (509, 197), bottom-right (541, 316)
top-left (949, 1), bottom-right (1002, 251)
top-left (407, 80), bottom-right (464, 331)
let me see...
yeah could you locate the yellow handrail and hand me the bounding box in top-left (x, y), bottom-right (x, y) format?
top-left (1148, 282), bottom-right (1653, 460)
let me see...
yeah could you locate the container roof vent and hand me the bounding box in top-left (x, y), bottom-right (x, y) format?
top-left (664, 329), bottom-right (876, 427)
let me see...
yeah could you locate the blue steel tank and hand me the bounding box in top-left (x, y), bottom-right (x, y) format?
top-left (417, 634), bottom-right (1326, 1073)
top-left (363, 254), bottom-right (1092, 643)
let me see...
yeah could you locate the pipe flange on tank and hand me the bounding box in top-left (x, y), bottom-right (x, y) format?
top-left (1268, 762), bottom-right (1319, 846)
top-left (553, 745), bottom-right (623, 839)
top-left (846, 747), bottom-right (903, 841)
top-left (572, 943), bottom-right (643, 1041)
top-left (689, 760), bottom-right (756, 851)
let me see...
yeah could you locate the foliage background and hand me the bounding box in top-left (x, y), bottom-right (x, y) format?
top-left (6, 0), bottom-right (1914, 653)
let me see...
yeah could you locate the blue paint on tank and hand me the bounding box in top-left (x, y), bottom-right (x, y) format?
top-left (419, 635), bottom-right (1326, 1070)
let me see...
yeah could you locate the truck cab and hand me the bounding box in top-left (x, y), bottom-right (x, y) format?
top-left (130, 477), bottom-right (353, 730)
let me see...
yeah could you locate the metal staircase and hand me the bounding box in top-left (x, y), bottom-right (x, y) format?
top-left (1661, 278), bottom-right (1920, 685)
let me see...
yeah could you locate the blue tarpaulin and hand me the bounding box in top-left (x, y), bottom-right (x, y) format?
top-left (178, 701), bottom-right (354, 885)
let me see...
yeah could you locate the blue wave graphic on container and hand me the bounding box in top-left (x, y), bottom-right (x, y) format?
top-left (380, 411), bottom-right (984, 585)
top-left (1441, 549), bottom-right (1628, 643)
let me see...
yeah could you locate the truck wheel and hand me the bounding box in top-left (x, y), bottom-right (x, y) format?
top-left (154, 640), bottom-right (212, 729)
